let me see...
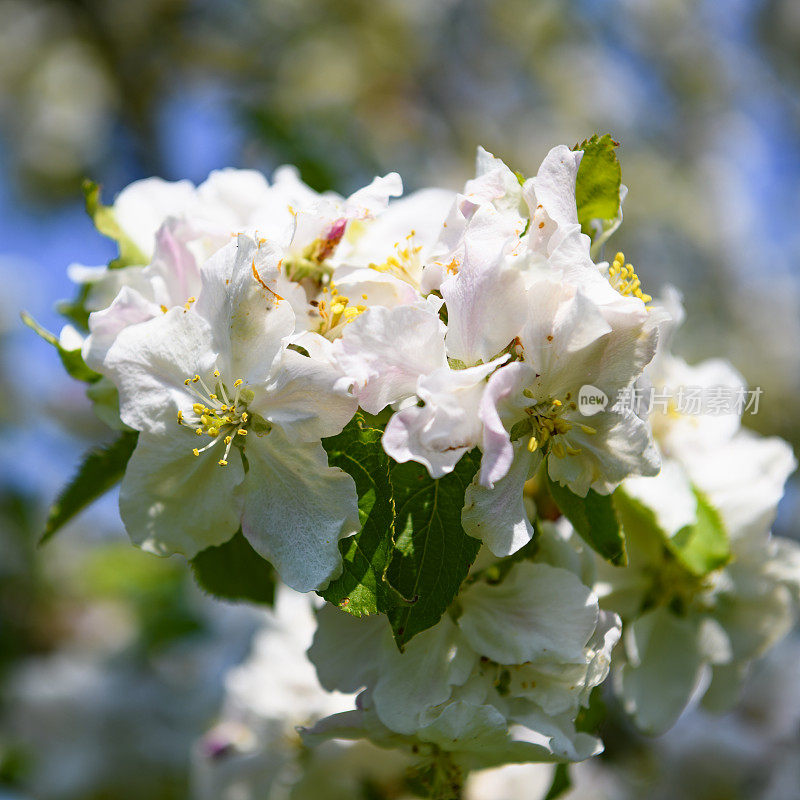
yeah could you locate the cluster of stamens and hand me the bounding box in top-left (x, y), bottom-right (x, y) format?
top-left (178, 370), bottom-right (251, 467)
top-left (521, 391), bottom-right (596, 458)
top-left (369, 230), bottom-right (423, 286)
top-left (314, 283), bottom-right (367, 337)
top-left (608, 251), bottom-right (652, 305)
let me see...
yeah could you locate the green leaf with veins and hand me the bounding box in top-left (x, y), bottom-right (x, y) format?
top-left (385, 450), bottom-right (482, 650)
top-left (42, 431), bottom-right (139, 544)
top-left (320, 414), bottom-right (399, 616)
top-left (573, 133), bottom-right (622, 238)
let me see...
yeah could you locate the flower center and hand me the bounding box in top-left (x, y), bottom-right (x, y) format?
top-left (178, 370), bottom-right (263, 467)
top-left (314, 282), bottom-right (367, 339)
top-left (369, 230), bottom-right (424, 287)
top-left (511, 391), bottom-right (597, 459)
top-left (283, 218), bottom-right (347, 283)
top-left (608, 251), bottom-right (652, 305)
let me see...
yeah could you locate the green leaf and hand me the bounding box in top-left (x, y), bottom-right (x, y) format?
top-left (320, 414), bottom-right (398, 616)
top-left (190, 531), bottom-right (276, 605)
top-left (385, 451), bottom-right (482, 649)
top-left (546, 468), bottom-right (627, 566)
top-left (42, 431), bottom-right (139, 544)
top-left (575, 685), bottom-right (607, 734)
top-left (83, 179), bottom-right (148, 268)
top-left (670, 489), bottom-right (730, 576)
top-left (573, 133), bottom-right (622, 238)
top-left (21, 311), bottom-right (101, 383)
top-left (614, 485), bottom-right (730, 578)
top-left (543, 763), bottom-right (572, 800)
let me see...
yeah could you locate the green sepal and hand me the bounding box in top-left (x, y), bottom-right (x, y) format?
top-left (669, 489), bottom-right (730, 576)
top-left (21, 311), bottom-right (100, 384)
top-left (83, 179), bottom-right (148, 269)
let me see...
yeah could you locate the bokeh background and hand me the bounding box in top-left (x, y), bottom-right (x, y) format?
top-left (1, 1), bottom-right (799, 798)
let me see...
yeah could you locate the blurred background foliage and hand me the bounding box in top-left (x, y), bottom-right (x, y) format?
top-left (0, 0), bottom-right (799, 798)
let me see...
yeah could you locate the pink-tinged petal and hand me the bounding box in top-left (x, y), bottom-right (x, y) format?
top-left (145, 217), bottom-right (219, 307)
top-left (441, 206), bottom-right (528, 365)
top-left (478, 361), bottom-right (536, 488)
top-left (462, 441), bottom-right (541, 557)
top-left (83, 286), bottom-right (160, 372)
top-left (239, 433), bottom-right (359, 592)
top-left (382, 358), bottom-right (507, 478)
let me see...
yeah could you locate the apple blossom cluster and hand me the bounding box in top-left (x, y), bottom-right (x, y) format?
top-left (30, 135), bottom-right (800, 799)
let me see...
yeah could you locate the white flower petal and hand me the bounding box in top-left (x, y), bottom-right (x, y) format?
top-left (308, 605), bottom-right (389, 693)
top-left (256, 336), bottom-right (358, 441)
top-left (239, 432), bottom-right (359, 592)
top-left (119, 432), bottom-right (243, 557)
top-left (333, 304), bottom-right (447, 414)
top-left (84, 286), bottom-right (159, 372)
top-left (345, 172), bottom-right (403, 218)
top-left (104, 307), bottom-right (217, 434)
top-left (196, 235), bottom-right (296, 384)
top-left (372, 617), bottom-right (476, 735)
top-left (113, 177), bottom-right (196, 259)
top-left (458, 562), bottom-right (598, 665)
top-left (618, 607), bottom-right (707, 735)
top-left (526, 145), bottom-right (582, 228)
top-left (477, 361), bottom-right (536, 487)
top-left (548, 408), bottom-right (660, 496)
top-left (441, 207), bottom-right (527, 365)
